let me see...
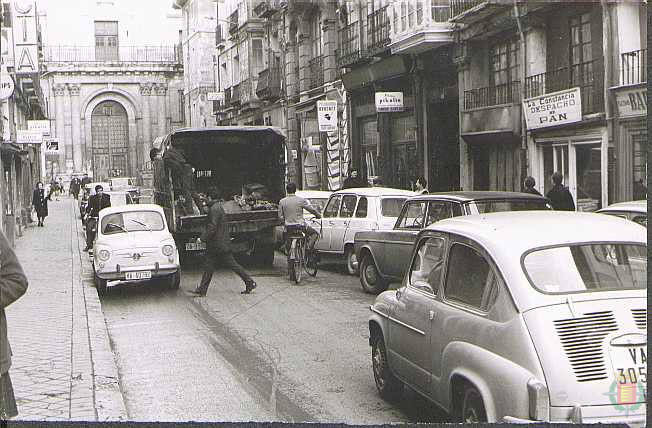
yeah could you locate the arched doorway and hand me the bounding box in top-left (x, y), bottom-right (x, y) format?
top-left (91, 101), bottom-right (129, 180)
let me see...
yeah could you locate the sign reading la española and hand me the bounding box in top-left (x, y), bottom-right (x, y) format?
top-left (523, 87), bottom-right (582, 130)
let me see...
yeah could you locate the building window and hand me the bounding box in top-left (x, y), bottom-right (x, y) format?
top-left (570, 12), bottom-right (592, 66)
top-left (95, 21), bottom-right (119, 61)
top-left (178, 89), bottom-right (185, 123)
top-left (490, 38), bottom-right (520, 87)
top-left (311, 13), bottom-right (322, 58)
top-left (401, 2), bottom-right (407, 32)
top-left (252, 39), bottom-right (264, 75)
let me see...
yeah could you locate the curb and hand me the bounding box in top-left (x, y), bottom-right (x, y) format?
top-left (72, 205), bottom-right (129, 421)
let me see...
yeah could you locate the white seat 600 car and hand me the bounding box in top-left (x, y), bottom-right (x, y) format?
top-left (93, 204), bottom-right (180, 295)
top-left (369, 211), bottom-right (646, 425)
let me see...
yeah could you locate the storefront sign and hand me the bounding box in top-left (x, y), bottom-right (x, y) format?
top-left (28, 120), bottom-right (51, 135)
top-left (614, 87), bottom-right (647, 118)
top-left (12, 1), bottom-right (40, 75)
top-left (44, 138), bottom-right (59, 152)
top-left (523, 87), bottom-right (582, 130)
top-left (16, 129), bottom-right (43, 144)
top-left (375, 92), bottom-right (404, 112)
top-left (0, 65), bottom-right (14, 100)
top-left (317, 100), bottom-right (337, 132)
top-left (206, 92), bottom-right (224, 101)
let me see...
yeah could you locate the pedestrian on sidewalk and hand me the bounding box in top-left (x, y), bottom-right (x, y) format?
top-left (522, 176), bottom-right (542, 196)
top-left (31, 182), bottom-right (51, 227)
top-left (190, 189), bottom-right (257, 297)
top-left (0, 230), bottom-right (29, 420)
top-left (546, 172), bottom-right (575, 211)
top-left (84, 185), bottom-right (111, 251)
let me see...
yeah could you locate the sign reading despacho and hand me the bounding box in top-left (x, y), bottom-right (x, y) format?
top-left (523, 87), bottom-right (582, 130)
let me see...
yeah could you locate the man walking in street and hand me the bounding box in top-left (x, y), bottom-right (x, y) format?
top-left (190, 189), bottom-right (257, 296)
top-left (70, 177), bottom-right (81, 200)
top-left (0, 230), bottom-right (29, 420)
top-left (546, 172), bottom-right (575, 211)
top-left (84, 185), bottom-right (111, 251)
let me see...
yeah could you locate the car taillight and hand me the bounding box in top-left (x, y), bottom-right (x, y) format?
top-left (162, 245), bottom-right (174, 256)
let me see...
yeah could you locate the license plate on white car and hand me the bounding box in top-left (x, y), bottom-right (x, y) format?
top-left (185, 242), bottom-right (206, 251)
top-left (610, 345), bottom-right (647, 397)
top-left (125, 271), bottom-right (152, 280)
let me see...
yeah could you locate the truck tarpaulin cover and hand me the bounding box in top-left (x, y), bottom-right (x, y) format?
top-left (168, 126), bottom-right (286, 148)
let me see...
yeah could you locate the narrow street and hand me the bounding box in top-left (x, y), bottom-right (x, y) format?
top-left (96, 250), bottom-right (449, 423)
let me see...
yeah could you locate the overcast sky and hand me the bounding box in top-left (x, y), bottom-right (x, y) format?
top-left (35, 0), bottom-right (182, 46)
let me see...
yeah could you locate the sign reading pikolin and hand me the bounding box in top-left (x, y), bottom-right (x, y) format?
top-left (375, 92), bottom-right (404, 113)
top-left (523, 87), bottom-right (582, 130)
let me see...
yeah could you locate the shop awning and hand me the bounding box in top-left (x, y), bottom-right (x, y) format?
top-left (0, 142), bottom-right (25, 155)
top-left (460, 130), bottom-right (520, 145)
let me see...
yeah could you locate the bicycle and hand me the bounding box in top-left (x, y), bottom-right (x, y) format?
top-left (286, 223), bottom-right (320, 284)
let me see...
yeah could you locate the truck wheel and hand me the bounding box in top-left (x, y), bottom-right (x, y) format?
top-left (94, 274), bottom-right (107, 296)
top-left (360, 254), bottom-right (388, 294)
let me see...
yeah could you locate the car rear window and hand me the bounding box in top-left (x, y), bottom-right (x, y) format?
top-left (381, 198), bottom-right (407, 217)
top-left (101, 211), bottom-right (165, 234)
top-left (523, 243), bottom-right (647, 294)
top-left (469, 199), bottom-right (552, 213)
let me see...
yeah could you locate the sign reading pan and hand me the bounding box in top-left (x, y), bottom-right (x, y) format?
top-left (376, 92), bottom-right (404, 112)
top-left (523, 87), bottom-right (582, 130)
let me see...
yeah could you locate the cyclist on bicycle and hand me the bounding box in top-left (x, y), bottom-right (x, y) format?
top-left (278, 182), bottom-right (322, 256)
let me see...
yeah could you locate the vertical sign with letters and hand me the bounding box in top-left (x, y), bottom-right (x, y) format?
top-left (12, 1), bottom-right (39, 75)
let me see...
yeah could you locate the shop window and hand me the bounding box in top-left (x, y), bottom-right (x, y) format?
top-left (391, 115), bottom-right (417, 189)
top-left (361, 118), bottom-right (379, 180)
top-left (632, 133), bottom-right (647, 200)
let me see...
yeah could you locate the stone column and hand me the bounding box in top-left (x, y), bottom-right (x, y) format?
top-left (68, 84), bottom-right (82, 171)
top-left (139, 83), bottom-right (153, 167)
top-left (322, 15), bottom-right (338, 84)
top-left (155, 84), bottom-right (168, 138)
top-left (63, 85), bottom-right (73, 169)
top-left (297, 26), bottom-right (311, 94)
top-left (53, 84), bottom-right (66, 172)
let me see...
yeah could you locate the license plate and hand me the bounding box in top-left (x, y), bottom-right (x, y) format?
top-left (125, 271), bottom-right (152, 280)
top-left (185, 242), bottom-right (207, 251)
top-left (610, 345), bottom-right (647, 393)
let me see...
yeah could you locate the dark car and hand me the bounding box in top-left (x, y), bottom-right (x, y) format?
top-left (354, 191), bottom-right (552, 294)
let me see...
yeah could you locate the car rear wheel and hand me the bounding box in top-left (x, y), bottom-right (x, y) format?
top-left (360, 254), bottom-right (388, 294)
top-left (345, 247), bottom-right (358, 276)
top-left (372, 335), bottom-right (402, 400)
top-left (461, 385), bottom-right (487, 423)
top-left (94, 274), bottom-right (107, 296)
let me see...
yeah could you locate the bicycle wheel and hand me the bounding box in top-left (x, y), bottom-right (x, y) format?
top-left (288, 239), bottom-right (296, 282)
top-left (294, 240), bottom-right (303, 284)
top-left (304, 246), bottom-right (318, 277)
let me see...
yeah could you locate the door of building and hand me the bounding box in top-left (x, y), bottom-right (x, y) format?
top-left (428, 101), bottom-right (460, 191)
top-left (91, 101), bottom-right (129, 181)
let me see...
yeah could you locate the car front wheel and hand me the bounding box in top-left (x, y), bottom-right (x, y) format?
top-left (94, 274), bottom-right (107, 296)
top-left (371, 335), bottom-right (402, 400)
top-left (345, 247), bottom-right (358, 275)
top-left (360, 254), bottom-right (388, 294)
top-left (168, 271), bottom-right (180, 290)
top-left (461, 385), bottom-right (487, 423)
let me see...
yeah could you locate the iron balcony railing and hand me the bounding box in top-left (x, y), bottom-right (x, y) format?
top-left (224, 87), bottom-right (232, 107)
top-left (43, 45), bottom-right (181, 63)
top-left (367, 5), bottom-right (391, 56)
top-left (525, 58), bottom-right (605, 115)
top-left (432, 2), bottom-right (451, 22)
top-left (464, 81), bottom-right (521, 110)
top-left (231, 83), bottom-right (241, 105)
top-left (308, 55), bottom-right (324, 89)
top-left (621, 49), bottom-right (647, 85)
top-left (240, 78), bottom-right (259, 105)
top-left (256, 66), bottom-right (282, 100)
top-left (450, 0), bottom-right (484, 18)
top-left (253, 0), bottom-right (281, 18)
top-left (337, 22), bottom-right (363, 68)
top-left (229, 10), bottom-right (239, 34)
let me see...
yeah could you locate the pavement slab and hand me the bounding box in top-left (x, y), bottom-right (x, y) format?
top-left (5, 197), bottom-right (127, 422)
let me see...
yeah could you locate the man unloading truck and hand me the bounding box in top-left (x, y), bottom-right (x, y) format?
top-left (153, 144), bottom-right (199, 215)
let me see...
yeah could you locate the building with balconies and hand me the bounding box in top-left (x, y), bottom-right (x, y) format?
top-left (452, 0), bottom-right (646, 209)
top-left (35, 1), bottom-right (184, 183)
top-left (338, 0), bottom-right (456, 191)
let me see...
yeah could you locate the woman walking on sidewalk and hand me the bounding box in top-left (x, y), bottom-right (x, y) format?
top-left (0, 230), bottom-right (29, 420)
top-left (32, 182), bottom-right (51, 227)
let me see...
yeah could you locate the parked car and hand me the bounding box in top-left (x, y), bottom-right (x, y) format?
top-left (109, 176), bottom-right (140, 202)
top-left (596, 200), bottom-right (646, 227)
top-left (92, 204), bottom-right (180, 295)
top-left (369, 211), bottom-right (646, 424)
top-left (355, 191), bottom-right (553, 293)
top-left (274, 190), bottom-right (332, 250)
top-left (104, 190), bottom-right (137, 207)
top-left (314, 187), bottom-right (415, 274)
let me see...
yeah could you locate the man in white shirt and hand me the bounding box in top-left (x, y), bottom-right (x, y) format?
top-left (278, 182), bottom-right (322, 253)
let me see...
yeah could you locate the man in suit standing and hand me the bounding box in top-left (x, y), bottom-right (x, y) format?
top-left (84, 185), bottom-right (111, 251)
top-left (189, 189), bottom-right (257, 297)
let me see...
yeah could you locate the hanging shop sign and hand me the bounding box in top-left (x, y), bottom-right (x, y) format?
top-left (206, 92), bottom-right (224, 102)
top-left (28, 120), bottom-right (51, 135)
top-left (317, 100), bottom-right (338, 132)
top-left (523, 87), bottom-right (582, 130)
top-left (0, 65), bottom-right (14, 100)
top-left (16, 129), bottom-right (43, 144)
top-left (375, 92), bottom-right (404, 112)
top-left (44, 138), bottom-right (59, 153)
top-left (614, 87), bottom-right (647, 118)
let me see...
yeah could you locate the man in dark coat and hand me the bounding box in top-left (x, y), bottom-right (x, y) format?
top-left (0, 230), bottom-right (28, 420)
top-left (32, 182), bottom-right (51, 227)
top-left (546, 172), bottom-right (575, 211)
top-left (522, 176), bottom-right (542, 196)
top-left (162, 145), bottom-right (196, 215)
top-left (341, 169), bottom-right (365, 189)
top-left (70, 177), bottom-right (81, 200)
top-left (190, 190), bottom-right (257, 297)
top-left (84, 185), bottom-right (111, 251)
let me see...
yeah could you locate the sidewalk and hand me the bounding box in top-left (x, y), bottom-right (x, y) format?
top-left (5, 196), bottom-right (127, 421)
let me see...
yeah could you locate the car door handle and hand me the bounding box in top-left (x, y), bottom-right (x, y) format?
top-left (429, 310), bottom-right (436, 321)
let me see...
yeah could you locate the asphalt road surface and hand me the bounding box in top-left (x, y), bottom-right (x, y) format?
top-left (99, 253), bottom-right (450, 423)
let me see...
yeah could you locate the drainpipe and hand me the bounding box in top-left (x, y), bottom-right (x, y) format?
top-left (513, 0), bottom-right (528, 191)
